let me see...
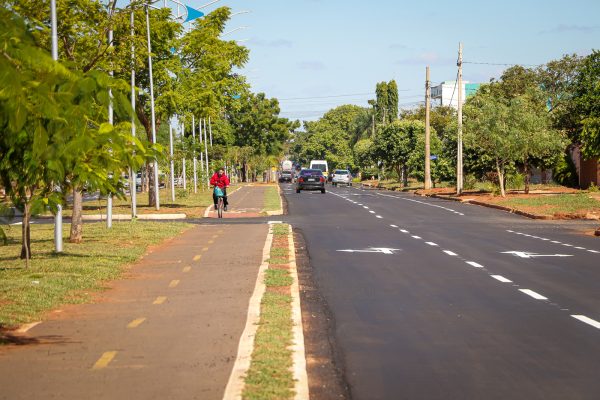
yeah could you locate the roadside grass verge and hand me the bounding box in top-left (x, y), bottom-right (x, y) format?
top-left (491, 193), bottom-right (600, 217)
top-left (263, 186), bottom-right (282, 213)
top-left (36, 186), bottom-right (239, 219)
top-left (243, 223), bottom-right (295, 400)
top-left (0, 221), bottom-right (191, 329)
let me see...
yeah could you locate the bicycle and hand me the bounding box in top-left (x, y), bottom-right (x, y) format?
top-left (214, 186), bottom-right (225, 218)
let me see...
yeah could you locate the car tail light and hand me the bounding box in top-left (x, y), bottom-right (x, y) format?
top-left (298, 177), bottom-right (304, 183)
top-left (320, 176), bottom-right (325, 183)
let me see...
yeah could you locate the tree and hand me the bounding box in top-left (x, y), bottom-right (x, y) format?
top-left (0, 9), bottom-right (148, 264)
top-left (572, 50), bottom-right (600, 160)
top-left (375, 82), bottom-right (389, 124)
top-left (387, 80), bottom-right (399, 123)
top-left (464, 85), bottom-right (564, 196)
top-left (373, 120), bottom-right (425, 186)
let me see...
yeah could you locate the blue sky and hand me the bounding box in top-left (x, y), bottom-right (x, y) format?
top-left (188, 0), bottom-right (600, 121)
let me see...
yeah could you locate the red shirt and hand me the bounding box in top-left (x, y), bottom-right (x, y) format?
top-left (210, 173), bottom-right (230, 188)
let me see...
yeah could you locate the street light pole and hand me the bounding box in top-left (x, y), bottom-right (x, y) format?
top-left (169, 124), bottom-right (175, 202)
top-left (192, 115), bottom-right (197, 193)
top-left (51, 0), bottom-right (62, 253)
top-left (145, 5), bottom-right (160, 210)
top-left (130, 3), bottom-right (137, 218)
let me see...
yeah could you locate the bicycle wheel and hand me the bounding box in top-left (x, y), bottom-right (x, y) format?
top-left (217, 197), bottom-right (224, 218)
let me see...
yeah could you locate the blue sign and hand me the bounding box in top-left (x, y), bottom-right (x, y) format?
top-left (430, 155), bottom-right (438, 160)
top-left (184, 5), bottom-right (205, 23)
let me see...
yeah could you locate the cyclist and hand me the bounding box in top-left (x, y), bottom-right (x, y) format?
top-left (210, 168), bottom-right (230, 211)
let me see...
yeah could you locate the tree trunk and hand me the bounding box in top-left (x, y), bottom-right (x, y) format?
top-left (524, 159), bottom-right (530, 194)
top-left (143, 164), bottom-right (150, 192)
top-left (20, 203), bottom-right (31, 267)
top-left (69, 187), bottom-right (83, 243)
top-left (402, 165), bottom-right (408, 187)
top-left (148, 163), bottom-right (157, 207)
top-left (496, 161), bottom-right (506, 197)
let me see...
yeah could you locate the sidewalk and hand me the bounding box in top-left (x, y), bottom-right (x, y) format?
top-left (205, 184), bottom-right (272, 218)
top-left (0, 222), bottom-right (269, 400)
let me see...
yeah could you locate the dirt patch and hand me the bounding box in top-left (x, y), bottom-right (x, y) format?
top-left (267, 286), bottom-right (291, 296)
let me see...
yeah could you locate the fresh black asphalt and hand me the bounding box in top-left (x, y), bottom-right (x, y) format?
top-left (282, 183), bottom-right (600, 400)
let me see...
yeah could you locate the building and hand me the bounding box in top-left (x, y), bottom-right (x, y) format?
top-left (571, 145), bottom-right (600, 188)
top-left (431, 81), bottom-right (481, 109)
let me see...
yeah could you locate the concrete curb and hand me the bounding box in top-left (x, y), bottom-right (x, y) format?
top-left (289, 227), bottom-right (310, 400)
top-left (80, 213), bottom-right (187, 221)
top-left (222, 225), bottom-right (272, 400)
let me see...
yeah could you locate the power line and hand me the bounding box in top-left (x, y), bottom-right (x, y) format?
top-left (278, 89), bottom-right (411, 101)
top-left (448, 70), bottom-right (459, 106)
top-left (463, 61), bottom-right (542, 67)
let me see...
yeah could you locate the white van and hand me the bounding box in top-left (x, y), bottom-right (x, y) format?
top-left (309, 160), bottom-right (329, 181)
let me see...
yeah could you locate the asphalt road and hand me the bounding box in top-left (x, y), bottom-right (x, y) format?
top-left (282, 183), bottom-right (600, 400)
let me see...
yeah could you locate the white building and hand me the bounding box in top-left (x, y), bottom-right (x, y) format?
top-left (431, 81), bottom-right (480, 109)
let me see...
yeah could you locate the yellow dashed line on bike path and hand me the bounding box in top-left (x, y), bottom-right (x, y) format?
top-left (153, 296), bottom-right (167, 305)
top-left (193, 255), bottom-right (202, 261)
top-left (127, 317), bottom-right (146, 329)
top-left (202, 247), bottom-right (209, 252)
top-left (169, 280), bottom-right (180, 288)
top-left (208, 240), bottom-right (214, 244)
top-left (92, 351), bottom-right (117, 370)
top-left (183, 266), bottom-right (192, 273)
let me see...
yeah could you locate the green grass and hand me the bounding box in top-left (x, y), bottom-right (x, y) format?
top-left (243, 223), bottom-right (295, 400)
top-left (0, 221), bottom-right (190, 328)
top-left (493, 193), bottom-right (600, 215)
top-left (38, 186), bottom-right (237, 219)
top-left (263, 186), bottom-right (282, 213)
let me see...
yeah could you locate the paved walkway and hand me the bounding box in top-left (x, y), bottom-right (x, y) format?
top-left (205, 184), bottom-right (271, 218)
top-left (0, 223), bottom-right (269, 400)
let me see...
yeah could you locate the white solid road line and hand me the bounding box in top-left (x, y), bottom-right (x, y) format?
top-left (491, 275), bottom-right (512, 283)
top-left (443, 250), bottom-right (458, 256)
top-left (466, 261), bottom-right (484, 268)
top-left (571, 315), bottom-right (600, 330)
top-left (519, 289), bottom-right (548, 300)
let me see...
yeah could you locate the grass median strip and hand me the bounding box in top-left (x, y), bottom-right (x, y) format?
top-left (263, 185), bottom-right (282, 213)
top-left (243, 223), bottom-right (295, 400)
top-left (0, 221), bottom-right (191, 329)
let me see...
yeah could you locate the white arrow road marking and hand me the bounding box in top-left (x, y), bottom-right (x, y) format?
top-left (502, 251), bottom-right (573, 259)
top-left (337, 247), bottom-right (401, 255)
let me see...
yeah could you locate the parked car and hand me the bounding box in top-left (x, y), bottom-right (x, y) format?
top-left (296, 169), bottom-right (326, 193)
top-left (332, 169), bottom-right (352, 186)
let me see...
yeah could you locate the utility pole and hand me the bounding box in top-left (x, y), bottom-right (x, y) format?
top-left (51, 0), bottom-right (62, 253)
top-left (456, 42), bottom-right (464, 195)
top-left (198, 118), bottom-right (204, 175)
top-left (424, 66), bottom-right (432, 190)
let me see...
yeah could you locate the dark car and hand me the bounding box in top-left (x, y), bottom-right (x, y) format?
top-left (296, 169), bottom-right (326, 193)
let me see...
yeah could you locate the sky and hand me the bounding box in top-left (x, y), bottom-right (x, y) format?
top-left (185, 0), bottom-right (600, 121)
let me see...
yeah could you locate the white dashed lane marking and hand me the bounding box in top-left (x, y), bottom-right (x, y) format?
top-left (376, 192), bottom-right (465, 216)
top-left (519, 289), bottom-right (548, 300)
top-left (443, 250), bottom-right (458, 256)
top-left (572, 315), bottom-right (600, 330)
top-left (491, 275), bottom-right (512, 283)
top-left (506, 229), bottom-right (599, 254)
top-left (411, 235), bottom-right (422, 239)
top-left (466, 261), bottom-right (484, 268)
top-left (425, 242), bottom-right (438, 246)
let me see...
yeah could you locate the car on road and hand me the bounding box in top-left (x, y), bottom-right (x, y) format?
top-left (279, 170), bottom-right (293, 182)
top-left (332, 169), bottom-right (352, 186)
top-left (296, 169), bottom-right (326, 193)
